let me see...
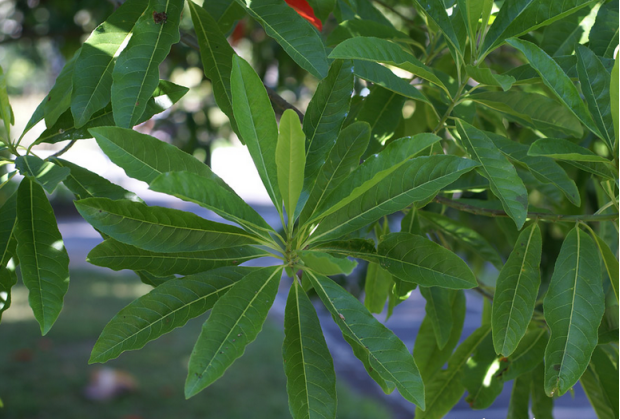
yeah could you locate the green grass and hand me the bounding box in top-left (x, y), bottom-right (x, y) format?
top-left (0, 270), bottom-right (391, 418)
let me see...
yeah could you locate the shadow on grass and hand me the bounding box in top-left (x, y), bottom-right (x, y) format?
top-left (0, 270), bottom-right (391, 419)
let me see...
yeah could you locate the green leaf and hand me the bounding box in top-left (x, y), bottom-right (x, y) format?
top-left (90, 266), bottom-right (256, 363)
top-left (307, 271), bottom-right (425, 408)
top-left (307, 0), bottom-right (334, 22)
top-left (111, 0), bottom-right (183, 128)
top-left (71, 0), bottom-right (148, 127)
top-left (356, 86), bottom-right (406, 156)
top-left (463, 331), bottom-right (504, 410)
top-left (589, 1), bottom-right (619, 59)
top-left (415, 324), bottom-right (491, 419)
top-left (418, 210), bottom-right (503, 270)
top-left (456, 120), bottom-right (528, 229)
top-left (231, 55), bottom-right (281, 208)
top-left (506, 38), bottom-right (601, 138)
top-left (203, 0), bottom-right (246, 33)
top-left (353, 60), bottom-right (430, 104)
top-left (500, 327), bottom-right (548, 382)
top-left (507, 372), bottom-right (531, 419)
top-left (75, 198), bottom-right (259, 253)
top-left (419, 287), bottom-right (454, 349)
top-left (326, 19), bottom-right (411, 45)
top-left (185, 266), bottom-right (282, 397)
top-left (480, 0), bottom-right (595, 58)
top-left (364, 262), bottom-right (392, 314)
top-left (0, 257), bottom-right (18, 322)
top-left (527, 138), bottom-right (611, 163)
top-left (188, 1), bottom-right (238, 135)
top-left (298, 250), bottom-right (356, 275)
top-left (412, 0), bottom-right (462, 60)
top-left (283, 280), bottom-right (337, 418)
top-left (457, 0), bottom-right (484, 50)
top-left (329, 37), bottom-right (450, 96)
top-left (543, 227), bottom-right (605, 397)
top-left (310, 155), bottom-right (479, 242)
top-left (469, 90), bottom-right (583, 138)
top-left (277, 109), bottom-right (306, 221)
top-left (311, 238), bottom-right (378, 262)
top-left (14, 178), bottom-right (70, 335)
top-left (302, 59), bottom-right (354, 198)
top-left (576, 45), bottom-right (615, 148)
top-left (89, 126), bottom-right (216, 184)
top-left (149, 171), bottom-right (272, 235)
top-left (311, 133), bottom-right (441, 223)
top-left (51, 158), bottom-right (140, 201)
top-left (14, 155), bottom-right (70, 194)
top-left (465, 65), bottom-right (515, 91)
top-left (611, 57), bottom-right (619, 148)
top-left (589, 230), bottom-right (618, 303)
top-left (87, 239), bottom-right (266, 276)
top-left (581, 345), bottom-right (620, 419)
top-left (492, 224), bottom-right (542, 357)
top-left (44, 49), bottom-right (80, 128)
top-left (0, 192), bottom-right (17, 268)
top-left (485, 133), bottom-right (580, 206)
top-left (377, 232), bottom-right (477, 289)
top-left (342, 334), bottom-right (395, 394)
top-left (236, 0), bottom-right (329, 79)
top-left (0, 65), bottom-right (13, 139)
top-left (299, 122), bottom-right (370, 226)
top-left (137, 270), bottom-right (175, 287)
top-left (531, 362), bottom-right (554, 418)
top-left (540, 7), bottom-right (590, 57)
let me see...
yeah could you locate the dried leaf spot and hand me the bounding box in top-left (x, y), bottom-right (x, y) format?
top-left (153, 11), bottom-right (168, 24)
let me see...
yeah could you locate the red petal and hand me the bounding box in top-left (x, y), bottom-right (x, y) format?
top-left (284, 0), bottom-right (323, 31)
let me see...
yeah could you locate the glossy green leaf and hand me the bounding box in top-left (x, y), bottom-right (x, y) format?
top-left (203, 0), bottom-right (245, 33)
top-left (465, 65), bottom-right (515, 91)
top-left (418, 210), bottom-right (503, 270)
top-left (189, 1), bottom-right (238, 134)
top-left (463, 330), bottom-right (504, 410)
top-left (283, 280), bottom-right (337, 419)
top-left (75, 198), bottom-right (259, 253)
top-left (506, 38), bottom-right (601, 138)
top-left (589, 230), bottom-right (618, 303)
top-left (236, 0), bottom-right (329, 79)
top-left (456, 120), bottom-right (528, 229)
top-left (299, 122), bottom-right (369, 226)
top-left (528, 138), bottom-right (611, 163)
top-left (576, 45), bottom-right (614, 148)
top-left (185, 266), bottom-right (282, 397)
top-left (353, 60), bottom-right (430, 104)
top-left (589, 1), bottom-right (619, 58)
top-left (507, 372), bottom-right (531, 419)
top-left (111, 0), bottom-right (183, 128)
top-left (90, 126), bottom-right (217, 185)
top-left (310, 155), bottom-right (478, 242)
top-left (543, 227), bottom-right (605, 397)
top-left (150, 171), bottom-right (272, 235)
top-left (71, 0), bottom-right (148, 127)
top-left (14, 178), bottom-right (70, 335)
top-left (416, 324), bottom-right (491, 419)
top-left (302, 59), bottom-right (354, 201)
top-left (44, 49), bottom-right (80, 128)
top-left (492, 224), bottom-right (542, 357)
top-left (480, 0), bottom-right (595, 58)
top-left (277, 109), bottom-right (306, 221)
top-left (14, 155), bottom-right (70, 194)
top-left (90, 266), bottom-right (257, 363)
top-left (298, 250), bottom-right (356, 275)
top-left (87, 239), bottom-right (266, 276)
top-left (0, 65), bottom-right (13, 139)
top-left (364, 262), bottom-right (392, 314)
top-left (307, 271), bottom-right (425, 408)
top-left (231, 55), bottom-right (281, 208)
top-left (419, 287), bottom-right (454, 349)
top-left (377, 232), bottom-right (477, 289)
top-left (329, 37), bottom-right (450, 96)
top-left (356, 86), bottom-right (406, 156)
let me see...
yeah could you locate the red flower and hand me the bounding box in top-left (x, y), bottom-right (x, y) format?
top-left (284, 0), bottom-right (323, 31)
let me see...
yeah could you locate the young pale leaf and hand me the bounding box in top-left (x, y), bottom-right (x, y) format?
top-left (576, 45), bottom-right (614, 148)
top-left (307, 271), bottom-right (425, 408)
top-left (415, 324), bottom-right (491, 419)
top-left (378, 232), bottom-right (477, 289)
top-left (329, 37), bottom-right (450, 96)
top-left (71, 0), bottom-right (148, 127)
top-left (0, 65), bottom-right (13, 139)
top-left (465, 65), bottom-right (515, 91)
top-left (283, 280), bottom-right (337, 419)
top-left (506, 38), bottom-right (601, 138)
top-left (456, 120), bottom-right (528, 229)
top-left (235, 0), bottom-right (329, 79)
top-left (111, 0), bottom-right (183, 128)
top-left (419, 287), bottom-right (454, 349)
top-left (188, 1), bottom-right (238, 134)
top-left (527, 138), bottom-right (611, 163)
top-left (492, 224), bottom-right (542, 357)
top-left (507, 372), bottom-right (531, 419)
top-left (90, 266), bottom-right (257, 363)
top-left (589, 1), bottom-right (619, 58)
top-left (87, 239), bottom-right (267, 276)
top-left (75, 198), bottom-right (258, 253)
top-left (302, 59), bottom-right (354, 200)
top-left (149, 171), bottom-right (272, 234)
top-left (364, 262), bottom-right (392, 314)
top-left (44, 49), bottom-right (80, 128)
top-left (185, 266), bottom-right (282, 398)
top-left (277, 109), bottom-right (306, 221)
top-left (14, 178), bottom-right (70, 335)
top-left (310, 155), bottom-right (479, 242)
top-left (543, 227), bottom-right (604, 397)
top-left (298, 250), bottom-right (356, 275)
top-left (230, 55), bottom-right (281, 208)
top-left (353, 60), bottom-right (430, 104)
top-left (14, 155), bottom-right (70, 194)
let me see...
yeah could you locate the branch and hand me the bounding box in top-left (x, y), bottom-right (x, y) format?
top-left (434, 195), bottom-right (619, 223)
